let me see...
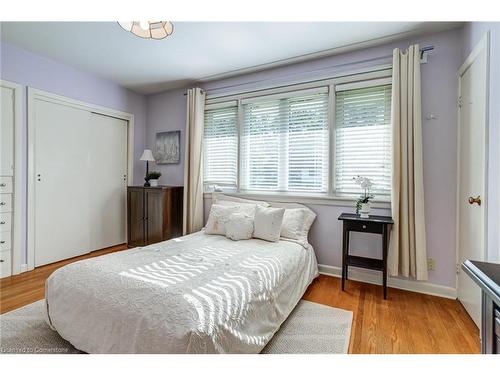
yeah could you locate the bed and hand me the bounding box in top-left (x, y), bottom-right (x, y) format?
top-left (45, 230), bottom-right (319, 353)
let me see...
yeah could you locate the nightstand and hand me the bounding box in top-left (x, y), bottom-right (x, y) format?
top-left (338, 213), bottom-right (394, 299)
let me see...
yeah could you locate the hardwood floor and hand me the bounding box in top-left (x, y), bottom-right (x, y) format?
top-left (0, 246), bottom-right (479, 354)
top-left (303, 275), bottom-right (480, 354)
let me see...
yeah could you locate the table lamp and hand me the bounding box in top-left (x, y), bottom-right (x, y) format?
top-left (140, 149), bottom-right (156, 187)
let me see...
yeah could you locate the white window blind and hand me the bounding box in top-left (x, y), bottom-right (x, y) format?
top-left (335, 84), bottom-right (392, 196)
top-left (240, 90), bottom-right (329, 192)
top-left (203, 105), bottom-right (238, 190)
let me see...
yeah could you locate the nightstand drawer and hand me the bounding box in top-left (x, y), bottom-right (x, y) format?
top-left (345, 220), bottom-right (383, 234)
top-left (0, 212), bottom-right (11, 232)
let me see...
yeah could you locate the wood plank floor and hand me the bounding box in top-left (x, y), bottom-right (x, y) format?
top-left (0, 246), bottom-right (479, 354)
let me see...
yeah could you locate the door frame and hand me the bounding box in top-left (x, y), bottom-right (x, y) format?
top-left (0, 79), bottom-right (23, 275)
top-left (455, 32), bottom-right (490, 291)
top-left (27, 88), bottom-right (135, 271)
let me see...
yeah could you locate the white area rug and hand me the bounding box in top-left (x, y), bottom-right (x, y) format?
top-left (0, 299), bottom-right (352, 354)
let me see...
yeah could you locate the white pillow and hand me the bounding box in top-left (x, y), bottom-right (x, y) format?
top-left (212, 193), bottom-right (270, 207)
top-left (205, 204), bottom-right (256, 236)
top-left (253, 206), bottom-right (285, 242)
top-left (280, 207), bottom-right (317, 244)
top-left (215, 200), bottom-right (258, 210)
top-left (225, 213), bottom-right (254, 241)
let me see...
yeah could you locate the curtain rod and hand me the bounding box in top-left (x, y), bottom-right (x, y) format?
top-left (182, 45), bottom-right (434, 96)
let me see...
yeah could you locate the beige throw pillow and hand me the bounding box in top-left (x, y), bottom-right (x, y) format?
top-left (253, 206), bottom-right (285, 242)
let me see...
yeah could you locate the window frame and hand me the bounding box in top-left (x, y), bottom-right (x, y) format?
top-left (203, 68), bottom-right (392, 205)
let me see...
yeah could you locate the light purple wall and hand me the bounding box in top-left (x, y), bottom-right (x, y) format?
top-left (146, 28), bottom-right (463, 288)
top-left (145, 88), bottom-right (186, 186)
top-left (0, 41), bottom-right (147, 264)
top-left (462, 22), bottom-right (500, 262)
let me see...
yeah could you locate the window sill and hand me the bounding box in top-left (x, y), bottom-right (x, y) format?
top-left (203, 191), bottom-right (391, 209)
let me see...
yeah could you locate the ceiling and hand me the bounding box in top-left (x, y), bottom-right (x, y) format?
top-left (1, 22), bottom-right (461, 95)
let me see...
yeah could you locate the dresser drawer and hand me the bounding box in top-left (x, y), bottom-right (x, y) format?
top-left (0, 177), bottom-right (13, 194)
top-left (0, 194), bottom-right (12, 213)
top-left (0, 231), bottom-right (11, 251)
top-left (345, 220), bottom-right (383, 234)
top-left (0, 212), bottom-right (11, 232)
top-left (0, 249), bottom-right (12, 278)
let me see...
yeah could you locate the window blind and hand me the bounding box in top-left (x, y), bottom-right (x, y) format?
top-left (203, 105), bottom-right (238, 190)
top-left (335, 84), bottom-right (392, 196)
top-left (240, 91), bottom-right (329, 192)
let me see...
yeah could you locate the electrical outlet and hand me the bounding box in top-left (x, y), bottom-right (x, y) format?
top-left (427, 257), bottom-right (435, 271)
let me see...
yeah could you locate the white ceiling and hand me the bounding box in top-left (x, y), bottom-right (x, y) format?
top-left (1, 22), bottom-right (461, 95)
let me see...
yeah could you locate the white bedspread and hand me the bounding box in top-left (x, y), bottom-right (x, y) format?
top-left (45, 231), bottom-right (318, 353)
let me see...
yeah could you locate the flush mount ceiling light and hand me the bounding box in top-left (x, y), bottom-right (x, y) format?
top-left (118, 21), bottom-right (174, 40)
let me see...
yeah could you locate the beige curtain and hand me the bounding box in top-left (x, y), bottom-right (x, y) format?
top-left (183, 88), bottom-right (206, 235)
top-left (388, 45), bottom-right (428, 280)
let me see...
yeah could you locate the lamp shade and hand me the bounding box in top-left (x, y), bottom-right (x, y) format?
top-left (140, 149), bottom-right (156, 162)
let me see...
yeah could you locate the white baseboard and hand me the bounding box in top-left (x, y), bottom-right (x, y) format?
top-left (20, 263), bottom-right (28, 273)
top-left (318, 264), bottom-right (457, 300)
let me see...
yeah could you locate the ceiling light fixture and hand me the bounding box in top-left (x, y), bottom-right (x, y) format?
top-left (118, 21), bottom-right (174, 40)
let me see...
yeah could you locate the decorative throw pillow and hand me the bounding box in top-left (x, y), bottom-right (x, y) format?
top-left (225, 213), bottom-right (254, 241)
top-left (253, 206), bottom-right (285, 242)
top-left (205, 204), bottom-right (255, 236)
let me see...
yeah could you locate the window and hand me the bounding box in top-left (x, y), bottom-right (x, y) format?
top-left (240, 89), bottom-right (329, 192)
top-left (203, 72), bottom-right (392, 201)
top-left (334, 84), bottom-right (392, 196)
top-left (203, 104), bottom-right (238, 190)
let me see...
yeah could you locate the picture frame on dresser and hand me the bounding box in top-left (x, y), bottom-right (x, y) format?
top-left (0, 79), bottom-right (23, 277)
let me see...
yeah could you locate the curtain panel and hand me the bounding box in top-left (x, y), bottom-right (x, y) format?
top-left (183, 88), bottom-right (206, 235)
top-left (388, 45), bottom-right (428, 280)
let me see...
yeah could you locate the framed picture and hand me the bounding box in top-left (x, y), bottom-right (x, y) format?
top-left (155, 130), bottom-right (180, 164)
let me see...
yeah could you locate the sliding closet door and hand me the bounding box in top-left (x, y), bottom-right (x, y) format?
top-left (88, 113), bottom-right (128, 251)
top-left (34, 100), bottom-right (92, 266)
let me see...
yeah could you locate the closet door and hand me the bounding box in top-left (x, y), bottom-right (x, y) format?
top-left (34, 100), bottom-right (92, 266)
top-left (89, 113), bottom-right (128, 251)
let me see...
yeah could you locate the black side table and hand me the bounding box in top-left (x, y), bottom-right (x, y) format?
top-left (338, 213), bottom-right (394, 299)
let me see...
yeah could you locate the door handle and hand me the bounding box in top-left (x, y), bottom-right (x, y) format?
top-left (468, 196), bottom-right (481, 206)
top-left (0, 183), bottom-right (6, 187)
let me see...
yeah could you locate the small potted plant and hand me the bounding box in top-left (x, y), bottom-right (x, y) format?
top-left (353, 176), bottom-right (374, 218)
top-left (146, 171), bottom-right (162, 187)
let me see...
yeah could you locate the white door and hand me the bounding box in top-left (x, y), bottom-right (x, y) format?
top-left (1, 86), bottom-right (14, 176)
top-left (88, 113), bottom-right (128, 251)
top-left (457, 36), bottom-right (488, 328)
top-left (34, 100), bottom-right (92, 266)
top-left (33, 100), bottom-right (129, 267)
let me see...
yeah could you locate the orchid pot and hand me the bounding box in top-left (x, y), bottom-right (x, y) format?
top-left (360, 202), bottom-right (371, 218)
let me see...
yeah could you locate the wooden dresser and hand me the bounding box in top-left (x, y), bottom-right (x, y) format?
top-left (127, 186), bottom-right (183, 248)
